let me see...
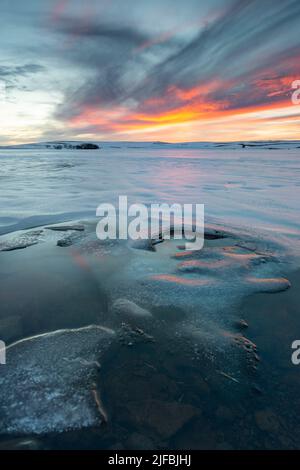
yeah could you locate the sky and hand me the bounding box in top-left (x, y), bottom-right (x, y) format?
top-left (0, 0), bottom-right (299, 144)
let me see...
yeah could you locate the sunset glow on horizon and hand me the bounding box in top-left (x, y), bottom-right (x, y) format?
top-left (1, 0), bottom-right (300, 144)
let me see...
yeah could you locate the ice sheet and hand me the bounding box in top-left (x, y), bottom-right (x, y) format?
top-left (0, 146), bottom-right (299, 257)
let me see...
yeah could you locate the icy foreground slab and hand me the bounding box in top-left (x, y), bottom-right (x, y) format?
top-left (0, 218), bottom-right (294, 439)
top-left (0, 326), bottom-right (115, 435)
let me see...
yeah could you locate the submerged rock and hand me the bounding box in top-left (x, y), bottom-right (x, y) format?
top-left (57, 237), bottom-right (74, 247)
top-left (0, 325), bottom-right (115, 435)
top-left (111, 299), bottom-right (152, 321)
top-left (56, 231), bottom-right (84, 247)
top-left (129, 238), bottom-right (155, 252)
top-left (235, 319), bottom-right (249, 330)
top-left (46, 224), bottom-right (85, 232)
top-left (204, 228), bottom-right (228, 240)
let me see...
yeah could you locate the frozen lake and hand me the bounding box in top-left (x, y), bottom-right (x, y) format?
top-left (0, 147), bottom-right (300, 254)
top-left (0, 146), bottom-right (300, 449)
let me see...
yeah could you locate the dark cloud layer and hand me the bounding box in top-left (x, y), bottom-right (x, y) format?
top-left (0, 64), bottom-right (45, 78)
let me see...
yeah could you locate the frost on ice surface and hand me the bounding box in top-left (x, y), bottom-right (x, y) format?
top-left (0, 326), bottom-right (115, 435)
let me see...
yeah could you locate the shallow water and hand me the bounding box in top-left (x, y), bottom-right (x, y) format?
top-left (0, 148), bottom-right (300, 246)
top-left (0, 147), bottom-right (300, 449)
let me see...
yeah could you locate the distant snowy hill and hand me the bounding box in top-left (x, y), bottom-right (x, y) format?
top-left (1, 140), bottom-right (300, 150)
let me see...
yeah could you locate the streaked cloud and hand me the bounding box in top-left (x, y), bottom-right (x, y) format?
top-left (0, 0), bottom-right (300, 143)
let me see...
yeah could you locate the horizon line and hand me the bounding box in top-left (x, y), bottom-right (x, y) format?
top-left (1, 138), bottom-right (300, 148)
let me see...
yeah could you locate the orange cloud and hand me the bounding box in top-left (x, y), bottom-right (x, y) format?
top-left (66, 72), bottom-right (300, 142)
